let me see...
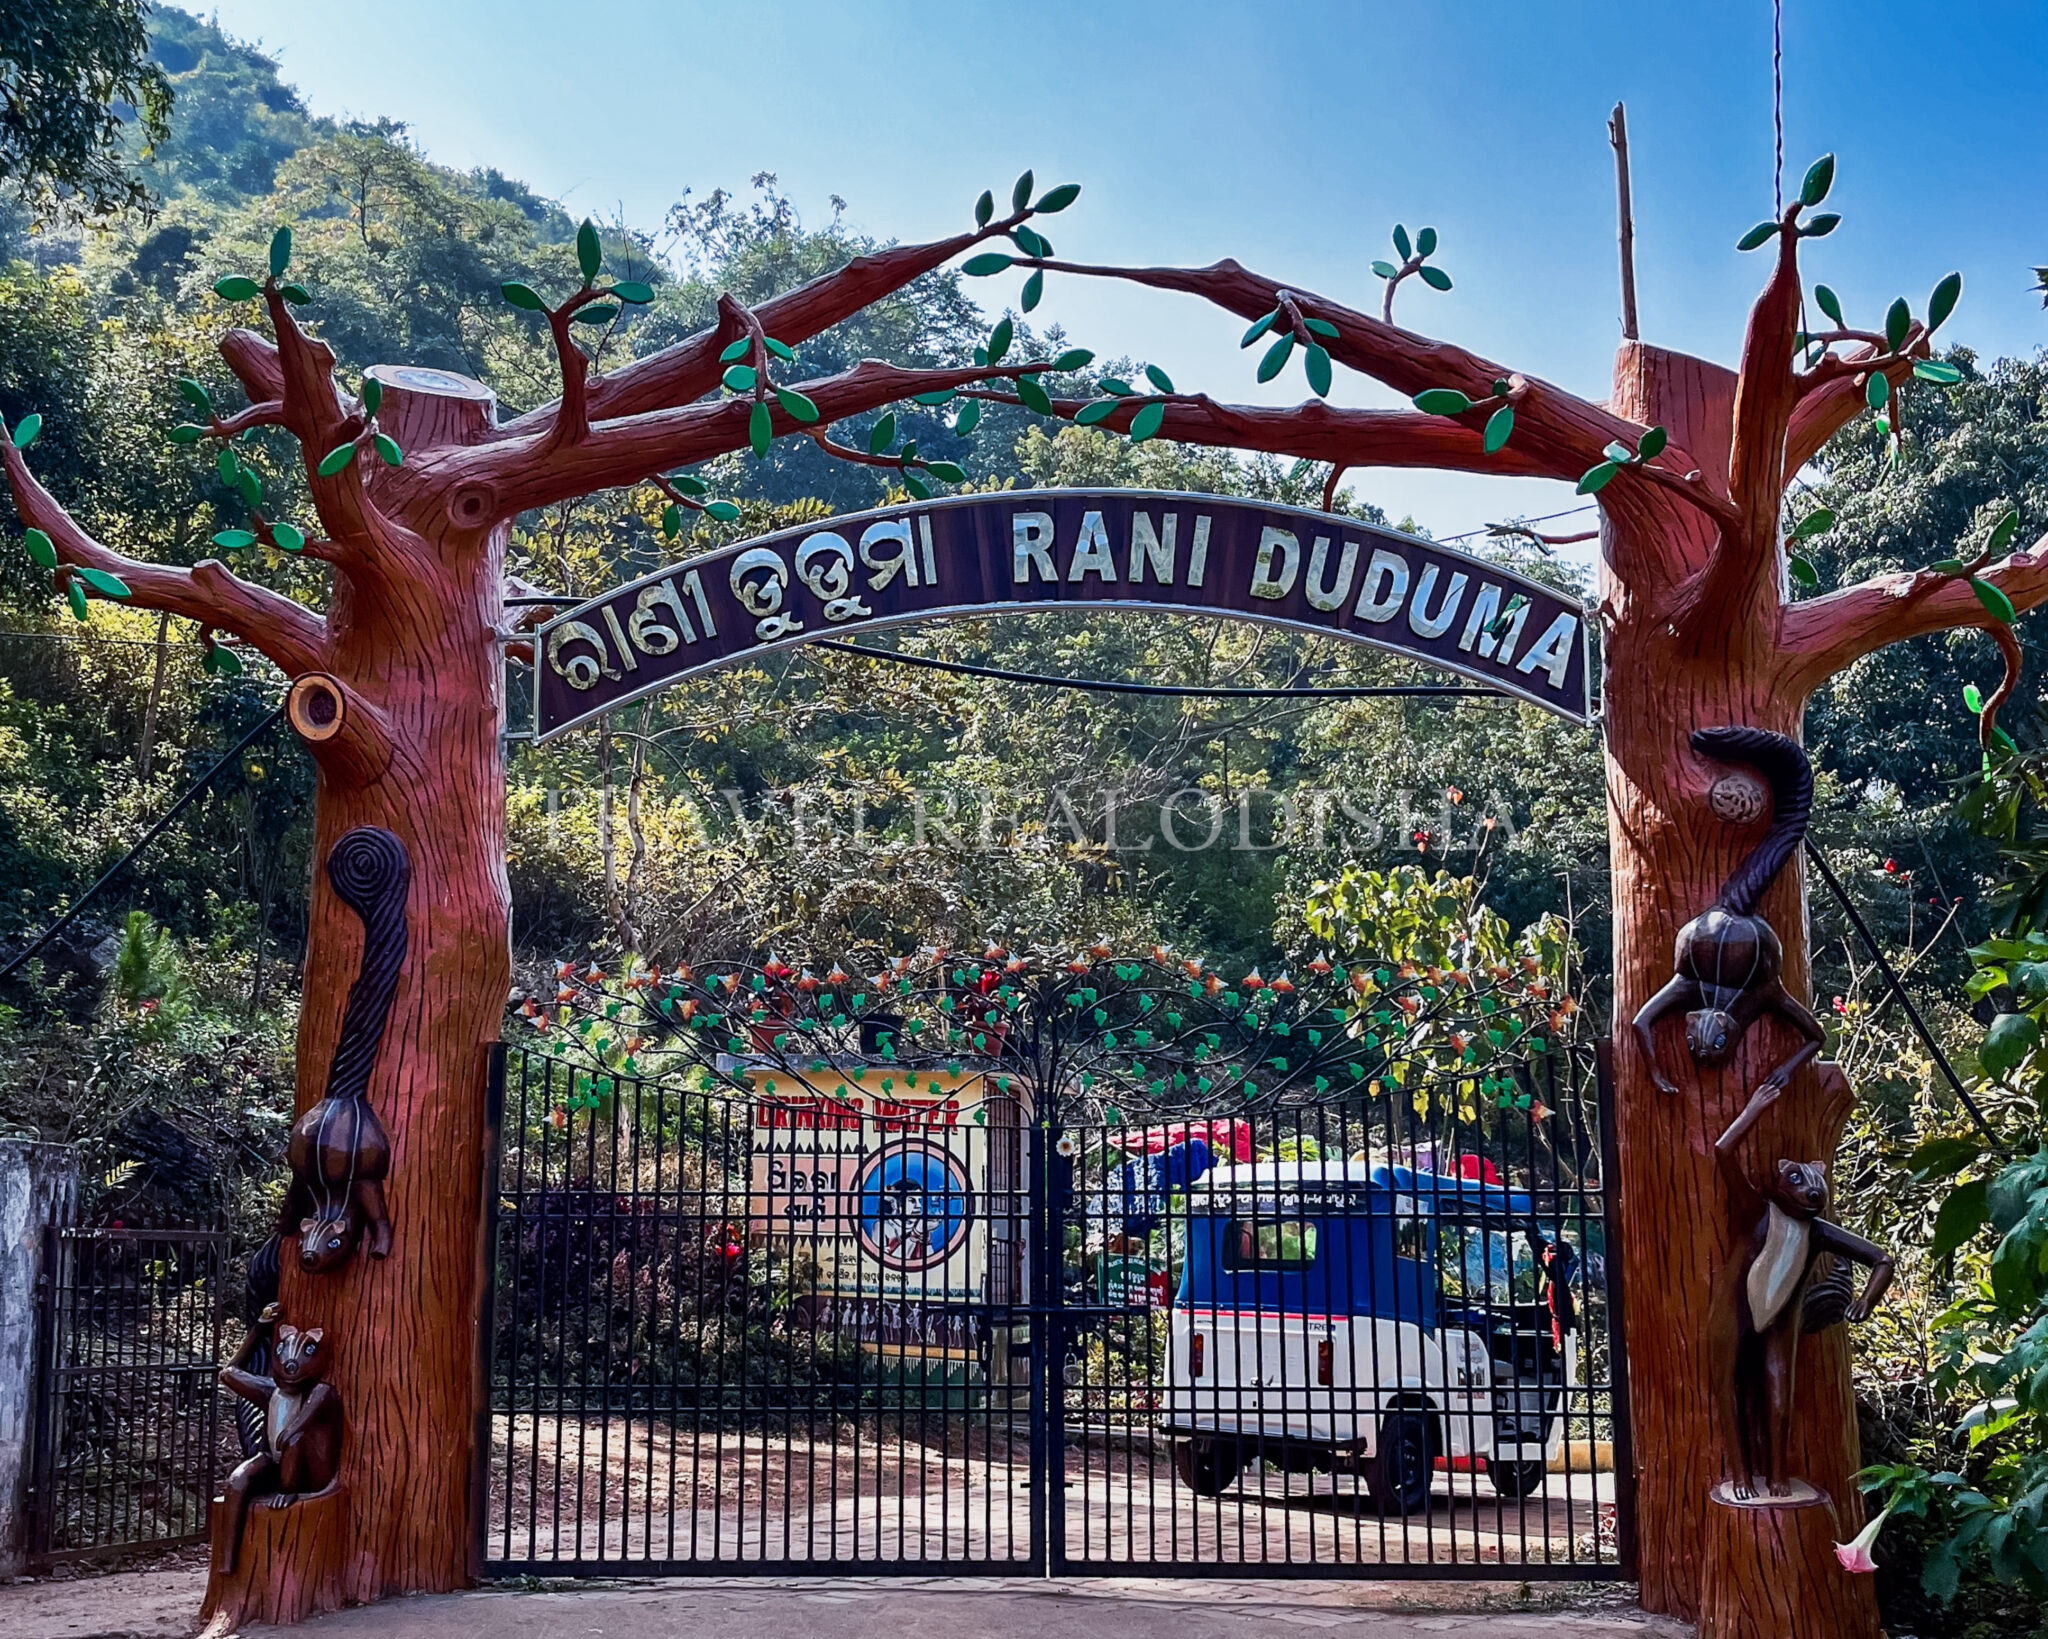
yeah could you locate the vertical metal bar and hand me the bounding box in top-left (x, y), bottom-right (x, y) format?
top-left (1027, 1112), bottom-right (1049, 1576)
top-left (471, 1042), bottom-right (506, 1579)
top-left (1594, 1039), bottom-right (1637, 1578)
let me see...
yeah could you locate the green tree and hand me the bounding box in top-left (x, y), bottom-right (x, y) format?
top-left (1, 0), bottom-right (171, 220)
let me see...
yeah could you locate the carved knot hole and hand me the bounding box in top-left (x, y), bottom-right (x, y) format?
top-left (1709, 772), bottom-right (1768, 825)
top-left (288, 675), bottom-right (347, 744)
top-left (306, 690), bottom-right (337, 727)
top-left (448, 483), bottom-right (497, 530)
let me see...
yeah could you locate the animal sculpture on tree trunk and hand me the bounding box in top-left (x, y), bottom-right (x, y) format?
top-left (1631, 728), bottom-right (1824, 1097)
top-left (1712, 1082), bottom-right (1895, 1497)
top-left (213, 1317), bottom-right (344, 1575)
top-left (276, 826), bottom-right (409, 1274)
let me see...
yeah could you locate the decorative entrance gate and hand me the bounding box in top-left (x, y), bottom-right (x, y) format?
top-left (478, 1040), bottom-right (1629, 1580)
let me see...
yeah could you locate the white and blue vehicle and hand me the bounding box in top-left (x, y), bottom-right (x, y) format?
top-left (1162, 1160), bottom-right (1580, 1512)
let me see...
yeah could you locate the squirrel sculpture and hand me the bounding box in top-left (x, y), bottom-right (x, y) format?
top-left (213, 1316), bottom-right (344, 1575)
top-left (1632, 727), bottom-right (1825, 1098)
top-left (278, 826), bottom-right (410, 1275)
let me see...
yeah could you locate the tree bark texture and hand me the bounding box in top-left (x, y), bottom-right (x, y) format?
top-left (1698, 1485), bottom-right (1865, 1639)
top-left (200, 1486), bottom-right (348, 1633)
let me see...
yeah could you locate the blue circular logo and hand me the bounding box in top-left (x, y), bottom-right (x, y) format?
top-left (851, 1141), bottom-right (974, 1271)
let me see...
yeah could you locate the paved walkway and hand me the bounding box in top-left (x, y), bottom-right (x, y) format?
top-left (2, 1566), bottom-right (1688, 1639)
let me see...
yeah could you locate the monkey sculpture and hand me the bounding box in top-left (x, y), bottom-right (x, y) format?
top-left (277, 826), bottom-right (409, 1275)
top-left (1711, 1081), bottom-right (1894, 1499)
top-left (213, 1320), bottom-right (343, 1575)
top-left (1632, 727), bottom-right (1825, 1098)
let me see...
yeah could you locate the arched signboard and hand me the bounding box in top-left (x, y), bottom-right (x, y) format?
top-left (533, 489), bottom-right (1592, 740)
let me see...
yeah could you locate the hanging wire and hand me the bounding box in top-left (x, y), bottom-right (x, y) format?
top-left (1773, 0), bottom-right (1786, 215)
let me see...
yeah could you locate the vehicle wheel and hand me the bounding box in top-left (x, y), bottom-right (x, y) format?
top-left (1366, 1410), bottom-right (1435, 1516)
top-left (1172, 1437), bottom-right (1243, 1497)
top-left (1488, 1457), bottom-right (1549, 1498)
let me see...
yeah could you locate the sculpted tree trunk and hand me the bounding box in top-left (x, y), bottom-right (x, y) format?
top-left (1, 200), bottom-right (1080, 1626)
top-left (971, 175), bottom-right (2045, 1635)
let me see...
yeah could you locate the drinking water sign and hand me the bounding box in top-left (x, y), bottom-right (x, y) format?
top-left (532, 490), bottom-right (1594, 738)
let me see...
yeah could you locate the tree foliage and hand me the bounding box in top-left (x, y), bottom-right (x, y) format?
top-left (0, 0), bottom-right (171, 221)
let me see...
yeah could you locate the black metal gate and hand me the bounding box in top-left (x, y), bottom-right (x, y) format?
top-left (480, 1042), bottom-right (1629, 1579)
top-left (28, 1227), bottom-right (230, 1562)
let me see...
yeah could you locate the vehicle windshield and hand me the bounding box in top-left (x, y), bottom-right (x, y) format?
top-left (1437, 1221), bottom-right (1542, 1305)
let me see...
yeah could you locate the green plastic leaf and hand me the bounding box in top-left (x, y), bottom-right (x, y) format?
top-left (1016, 375), bottom-right (1054, 415)
top-left (1303, 317), bottom-right (1339, 340)
top-left (775, 388), bottom-right (820, 425)
top-left (987, 316), bottom-right (1014, 364)
top-left (1736, 221), bottom-right (1778, 252)
top-left (238, 468), bottom-right (261, 510)
top-left (501, 282), bottom-right (546, 311)
top-left (868, 413), bottom-right (897, 455)
top-left (1417, 264), bottom-right (1453, 292)
top-left (1021, 269), bottom-right (1044, 311)
top-left (1141, 364), bottom-right (1173, 395)
top-left (1240, 310), bottom-right (1279, 348)
top-left (214, 276), bottom-right (261, 301)
top-left (1802, 213), bottom-right (1841, 238)
top-left (961, 252), bottom-right (1013, 277)
top-left (661, 502), bottom-right (682, 538)
top-left (1929, 1178), bottom-right (1990, 1260)
top-left (612, 281), bottom-right (655, 305)
top-left (269, 225), bottom-right (292, 277)
top-left (577, 220), bottom-right (603, 282)
top-left (763, 337), bottom-right (795, 362)
top-left (1483, 403), bottom-right (1514, 453)
top-left (1577, 460), bottom-right (1620, 495)
top-left (1012, 224), bottom-right (1049, 260)
top-left (926, 461), bottom-right (968, 483)
top-left (1012, 171), bottom-right (1034, 213)
top-left (974, 190), bottom-right (994, 227)
top-left (279, 283), bottom-right (311, 306)
top-left (11, 414), bottom-right (41, 450)
top-left (1051, 349), bottom-right (1094, 372)
top-left (1414, 388), bottom-right (1473, 416)
top-left (1416, 226), bottom-right (1439, 257)
top-left (669, 473), bottom-right (709, 496)
top-left (723, 365), bottom-right (757, 392)
top-left (1035, 182), bottom-right (1081, 213)
top-left (1257, 334), bottom-right (1294, 383)
top-left (1990, 508), bottom-right (2021, 552)
top-left (955, 398), bottom-right (982, 435)
top-left (1963, 682), bottom-right (1986, 714)
top-left (1928, 271), bottom-right (1962, 334)
top-left (1866, 372), bottom-right (1890, 409)
top-left (203, 644), bottom-right (242, 677)
top-left (719, 337), bottom-right (752, 363)
top-left (1790, 507), bottom-right (1836, 540)
top-left (705, 500), bottom-right (741, 522)
top-left (373, 432), bottom-right (403, 467)
top-left (570, 303), bottom-right (617, 326)
top-left (66, 580), bottom-right (88, 621)
top-left (1787, 554), bottom-right (1819, 589)
top-left (1929, 558), bottom-right (1968, 574)
top-left (1815, 284), bottom-right (1844, 326)
top-left (217, 444), bottom-right (240, 482)
top-left (1799, 154), bottom-right (1835, 207)
top-left (177, 378), bottom-right (212, 413)
top-left (1972, 577), bottom-right (2018, 624)
top-left (1885, 297), bottom-right (1912, 354)
top-left (76, 567), bottom-right (129, 599)
top-left (317, 443), bottom-right (357, 477)
top-left (211, 529), bottom-right (257, 550)
top-left (1097, 376), bottom-right (1135, 397)
top-left (1914, 359), bottom-right (1963, 384)
top-left (362, 377), bottom-right (382, 416)
top-left (1129, 401), bottom-right (1167, 442)
top-left (910, 388), bottom-right (956, 407)
top-left (1304, 344), bottom-right (1332, 397)
top-left (1981, 1010), bottom-right (2041, 1078)
top-left (1392, 224), bottom-right (1412, 261)
top-left (749, 400), bottom-right (773, 457)
top-left (1074, 398), bottom-right (1119, 426)
top-left (904, 473), bottom-right (932, 501)
top-left (169, 424), bottom-right (206, 444)
top-left (272, 523), bottom-right (305, 553)
top-left (1636, 425), bottom-right (1669, 461)
top-left (22, 528), bottom-right (56, 569)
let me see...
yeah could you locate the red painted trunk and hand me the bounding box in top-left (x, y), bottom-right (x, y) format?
top-left (1603, 343), bottom-right (1877, 1636)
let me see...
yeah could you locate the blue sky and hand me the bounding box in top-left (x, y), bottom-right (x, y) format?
top-left (200, 0), bottom-right (2048, 549)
